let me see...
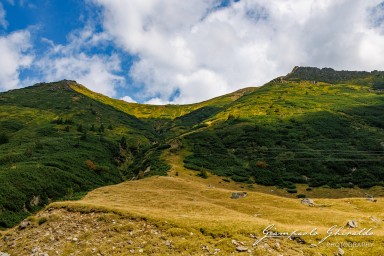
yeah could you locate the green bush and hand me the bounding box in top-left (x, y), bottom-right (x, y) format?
top-left (198, 169), bottom-right (208, 179)
top-left (0, 133), bottom-right (9, 144)
top-left (287, 188), bottom-right (298, 194)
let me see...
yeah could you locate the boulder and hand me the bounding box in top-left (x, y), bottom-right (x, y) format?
top-left (301, 198), bottom-right (314, 206)
top-left (236, 246), bottom-right (248, 252)
top-left (231, 192), bottom-right (247, 199)
top-left (18, 220), bottom-right (30, 230)
top-left (346, 220), bottom-right (357, 228)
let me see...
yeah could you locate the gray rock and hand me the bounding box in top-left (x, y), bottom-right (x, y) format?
top-left (165, 240), bottom-right (172, 248)
top-left (366, 197), bottom-right (377, 202)
top-left (0, 252), bottom-right (11, 256)
top-left (231, 192), bottom-right (247, 199)
top-left (301, 198), bottom-right (314, 206)
top-left (236, 246), bottom-right (248, 252)
top-left (337, 247), bottom-right (344, 256)
top-left (18, 220), bottom-right (30, 230)
top-left (346, 220), bottom-right (357, 228)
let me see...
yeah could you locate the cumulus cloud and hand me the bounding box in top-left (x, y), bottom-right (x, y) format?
top-left (91, 0), bottom-right (384, 104)
top-left (120, 95), bottom-right (137, 103)
top-left (0, 30), bottom-right (33, 91)
top-left (37, 27), bottom-right (124, 97)
top-left (0, 2), bottom-right (8, 29)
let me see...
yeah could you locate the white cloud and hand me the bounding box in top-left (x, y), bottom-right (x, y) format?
top-left (120, 95), bottom-right (137, 103)
top-left (0, 30), bottom-right (33, 91)
top-left (91, 0), bottom-right (384, 104)
top-left (0, 2), bottom-right (8, 29)
top-left (37, 27), bottom-right (124, 97)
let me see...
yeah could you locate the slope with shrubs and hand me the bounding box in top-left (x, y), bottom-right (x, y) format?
top-left (183, 67), bottom-right (384, 190)
top-left (1, 67), bottom-right (384, 228)
top-left (0, 80), bottom-right (170, 228)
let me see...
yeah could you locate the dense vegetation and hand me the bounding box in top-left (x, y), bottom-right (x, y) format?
top-left (0, 67), bottom-right (383, 227)
top-left (183, 68), bottom-right (384, 191)
top-left (0, 81), bottom-right (170, 228)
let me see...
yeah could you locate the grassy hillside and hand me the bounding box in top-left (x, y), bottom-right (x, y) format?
top-left (1, 67), bottom-right (384, 229)
top-left (0, 80), bottom-right (170, 228)
top-left (0, 151), bottom-right (383, 255)
top-left (183, 68), bottom-right (384, 191)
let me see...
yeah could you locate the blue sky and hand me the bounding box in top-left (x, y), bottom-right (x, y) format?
top-left (1, 0), bottom-right (384, 104)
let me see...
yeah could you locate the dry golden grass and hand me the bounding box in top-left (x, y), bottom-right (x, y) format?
top-left (1, 150), bottom-right (383, 255)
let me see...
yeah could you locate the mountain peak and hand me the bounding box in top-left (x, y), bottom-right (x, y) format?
top-left (31, 79), bottom-right (78, 91)
top-left (283, 66), bottom-right (381, 84)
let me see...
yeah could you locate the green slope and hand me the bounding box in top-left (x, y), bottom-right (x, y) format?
top-left (0, 80), bottom-right (169, 228)
top-left (183, 67), bottom-right (384, 190)
top-left (1, 67), bottom-right (384, 228)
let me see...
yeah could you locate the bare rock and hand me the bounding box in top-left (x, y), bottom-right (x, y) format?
top-left (301, 198), bottom-right (314, 206)
top-left (334, 247), bottom-right (344, 256)
top-left (346, 220), bottom-right (357, 228)
top-left (232, 239), bottom-right (239, 246)
top-left (18, 220), bottom-right (30, 230)
top-left (165, 240), bottom-right (172, 248)
top-left (236, 246), bottom-right (249, 252)
top-left (30, 195), bottom-right (41, 207)
top-left (231, 192), bottom-right (248, 199)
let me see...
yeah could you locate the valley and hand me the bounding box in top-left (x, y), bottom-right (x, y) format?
top-left (0, 67), bottom-right (383, 255)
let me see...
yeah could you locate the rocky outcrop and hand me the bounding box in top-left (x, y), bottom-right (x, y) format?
top-left (301, 198), bottom-right (314, 206)
top-left (231, 192), bottom-right (247, 199)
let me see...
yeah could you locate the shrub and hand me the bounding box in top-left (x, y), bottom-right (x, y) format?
top-left (198, 169), bottom-right (208, 179)
top-left (0, 133), bottom-right (9, 144)
top-left (38, 217), bottom-right (48, 225)
top-left (95, 166), bottom-right (109, 173)
top-left (287, 188), bottom-right (297, 193)
top-left (297, 194), bottom-right (306, 198)
top-left (80, 131), bottom-right (87, 140)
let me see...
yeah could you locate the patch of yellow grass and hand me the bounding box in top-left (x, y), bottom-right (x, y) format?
top-left (43, 151), bottom-right (383, 255)
top-left (2, 150), bottom-right (383, 255)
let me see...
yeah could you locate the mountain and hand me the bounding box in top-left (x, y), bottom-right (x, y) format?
top-left (182, 67), bottom-right (384, 190)
top-left (0, 67), bottom-right (383, 228)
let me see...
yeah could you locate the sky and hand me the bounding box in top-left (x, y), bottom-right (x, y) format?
top-left (1, 0), bottom-right (384, 104)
